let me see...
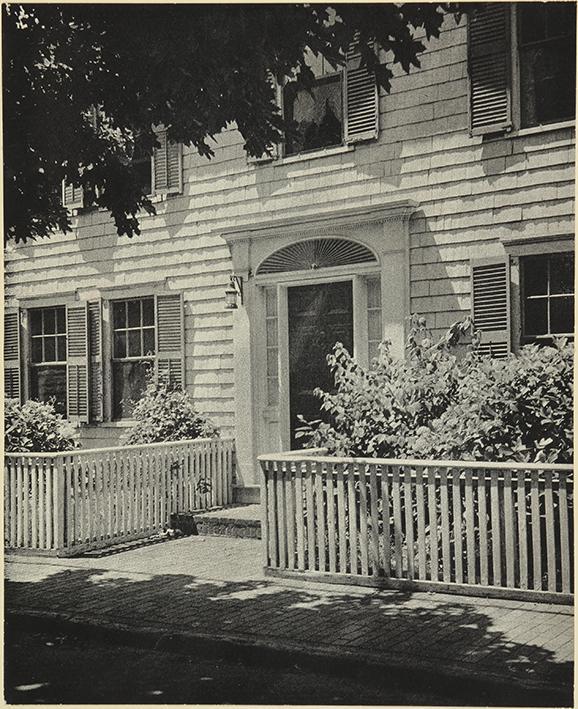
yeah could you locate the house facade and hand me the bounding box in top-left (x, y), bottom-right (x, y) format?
top-left (4, 4), bottom-right (575, 502)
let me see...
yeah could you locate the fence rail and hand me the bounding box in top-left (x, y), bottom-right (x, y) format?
top-left (5, 437), bottom-right (235, 556)
top-left (259, 453), bottom-right (574, 603)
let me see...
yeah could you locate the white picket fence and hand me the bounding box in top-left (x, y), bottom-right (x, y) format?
top-left (259, 453), bottom-right (574, 603)
top-left (5, 437), bottom-right (235, 556)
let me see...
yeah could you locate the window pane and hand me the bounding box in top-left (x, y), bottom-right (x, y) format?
top-left (523, 256), bottom-right (548, 296)
top-left (44, 336), bottom-right (56, 362)
top-left (266, 318), bottom-right (278, 347)
top-left (127, 300), bottom-right (141, 328)
top-left (43, 309), bottom-right (56, 334)
top-left (112, 360), bottom-right (150, 419)
top-left (56, 307), bottom-right (66, 334)
top-left (368, 310), bottom-right (382, 341)
top-left (128, 329), bottom-right (142, 357)
top-left (546, 3), bottom-right (576, 39)
top-left (520, 38), bottom-right (576, 127)
top-left (133, 157), bottom-right (152, 197)
top-left (143, 327), bottom-right (155, 355)
top-left (284, 74), bottom-right (343, 155)
top-left (113, 302), bottom-right (126, 329)
top-left (267, 348), bottom-right (279, 378)
top-left (550, 253), bottom-right (574, 295)
top-left (265, 288), bottom-right (277, 317)
top-left (114, 330), bottom-right (127, 358)
top-left (31, 337), bottom-right (43, 363)
top-left (30, 310), bottom-right (42, 336)
top-left (142, 298), bottom-right (154, 326)
top-left (56, 335), bottom-right (67, 362)
top-left (519, 4), bottom-right (546, 44)
top-left (367, 279), bottom-right (381, 309)
top-left (524, 298), bottom-right (548, 337)
top-left (267, 377), bottom-right (279, 406)
top-left (550, 296), bottom-right (574, 334)
top-left (30, 365), bottom-right (67, 416)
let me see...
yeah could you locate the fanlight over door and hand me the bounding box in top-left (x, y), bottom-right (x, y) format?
top-left (256, 238), bottom-right (377, 275)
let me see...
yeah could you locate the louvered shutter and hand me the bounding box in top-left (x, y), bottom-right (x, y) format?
top-left (152, 127), bottom-right (182, 195)
top-left (88, 299), bottom-right (104, 422)
top-left (471, 257), bottom-right (511, 358)
top-left (62, 181), bottom-right (84, 209)
top-left (4, 308), bottom-right (21, 402)
top-left (66, 303), bottom-right (89, 423)
top-left (344, 44), bottom-right (379, 144)
top-left (468, 5), bottom-right (512, 135)
top-left (155, 293), bottom-right (185, 388)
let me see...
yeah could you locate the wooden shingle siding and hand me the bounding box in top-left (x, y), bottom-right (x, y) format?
top-left (5, 13), bottom-right (574, 434)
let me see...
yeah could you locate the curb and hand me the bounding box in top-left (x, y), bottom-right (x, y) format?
top-left (6, 607), bottom-right (572, 706)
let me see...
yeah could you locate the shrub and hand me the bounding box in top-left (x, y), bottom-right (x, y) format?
top-left (4, 398), bottom-right (78, 453)
top-left (126, 376), bottom-right (219, 445)
top-left (297, 316), bottom-right (573, 464)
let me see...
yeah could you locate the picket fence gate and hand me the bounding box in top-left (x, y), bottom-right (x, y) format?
top-left (259, 453), bottom-right (574, 603)
top-left (5, 437), bottom-right (235, 556)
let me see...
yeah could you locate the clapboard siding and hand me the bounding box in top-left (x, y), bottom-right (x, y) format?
top-left (5, 12), bottom-right (574, 438)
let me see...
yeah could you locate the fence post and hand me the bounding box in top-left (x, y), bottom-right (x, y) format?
top-left (54, 456), bottom-right (66, 554)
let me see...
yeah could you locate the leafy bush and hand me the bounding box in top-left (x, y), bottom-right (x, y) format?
top-left (4, 398), bottom-right (78, 452)
top-left (297, 316), bottom-right (573, 464)
top-left (126, 376), bottom-right (219, 445)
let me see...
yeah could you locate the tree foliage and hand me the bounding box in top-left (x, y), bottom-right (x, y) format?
top-left (298, 316), bottom-right (573, 464)
top-left (3, 3), bottom-right (461, 243)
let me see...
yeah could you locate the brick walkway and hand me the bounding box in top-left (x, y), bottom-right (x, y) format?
top-left (5, 536), bottom-right (573, 695)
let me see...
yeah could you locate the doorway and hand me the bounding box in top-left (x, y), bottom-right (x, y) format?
top-left (288, 281), bottom-right (353, 448)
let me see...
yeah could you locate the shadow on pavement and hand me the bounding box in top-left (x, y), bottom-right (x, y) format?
top-left (5, 561), bottom-right (574, 706)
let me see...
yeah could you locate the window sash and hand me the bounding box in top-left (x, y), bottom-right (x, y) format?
top-left (522, 254), bottom-right (575, 339)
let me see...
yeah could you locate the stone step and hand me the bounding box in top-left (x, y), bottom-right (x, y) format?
top-left (172, 504), bottom-right (262, 540)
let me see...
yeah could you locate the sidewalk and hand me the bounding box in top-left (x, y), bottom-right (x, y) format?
top-left (5, 535), bottom-right (574, 699)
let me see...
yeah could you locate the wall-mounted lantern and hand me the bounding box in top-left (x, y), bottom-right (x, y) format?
top-left (224, 274), bottom-right (243, 309)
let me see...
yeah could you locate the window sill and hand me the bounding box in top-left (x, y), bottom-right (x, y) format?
top-left (483, 119), bottom-right (575, 143)
top-left (279, 144), bottom-right (355, 165)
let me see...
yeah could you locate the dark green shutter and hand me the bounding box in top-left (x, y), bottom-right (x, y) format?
top-left (152, 127), bottom-right (182, 194)
top-left (88, 299), bottom-right (104, 422)
top-left (66, 303), bottom-right (90, 423)
top-left (344, 43), bottom-right (379, 143)
top-left (4, 308), bottom-right (21, 402)
top-left (155, 293), bottom-right (184, 388)
top-left (471, 257), bottom-right (511, 358)
top-left (468, 5), bottom-right (512, 135)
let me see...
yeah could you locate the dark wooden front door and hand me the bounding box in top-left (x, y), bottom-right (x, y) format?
top-left (288, 281), bottom-right (353, 448)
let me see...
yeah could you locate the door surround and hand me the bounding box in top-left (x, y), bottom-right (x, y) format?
top-left (220, 199), bottom-right (418, 489)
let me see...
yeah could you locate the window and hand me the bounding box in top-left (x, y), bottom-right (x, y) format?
top-left (468, 3), bottom-right (576, 134)
top-left (62, 127), bottom-right (181, 210)
top-left (283, 53), bottom-right (343, 156)
top-left (522, 253), bottom-right (574, 341)
top-left (518, 3), bottom-right (576, 129)
top-left (112, 297), bottom-right (155, 419)
top-left (29, 306), bottom-right (67, 415)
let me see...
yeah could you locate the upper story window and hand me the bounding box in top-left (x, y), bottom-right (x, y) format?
top-left (468, 3), bottom-right (576, 135)
top-left (29, 306), bottom-right (67, 415)
top-left (522, 253), bottom-right (574, 342)
top-left (283, 53), bottom-right (343, 156)
top-left (112, 297), bottom-right (155, 419)
top-left (518, 3), bottom-right (576, 129)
